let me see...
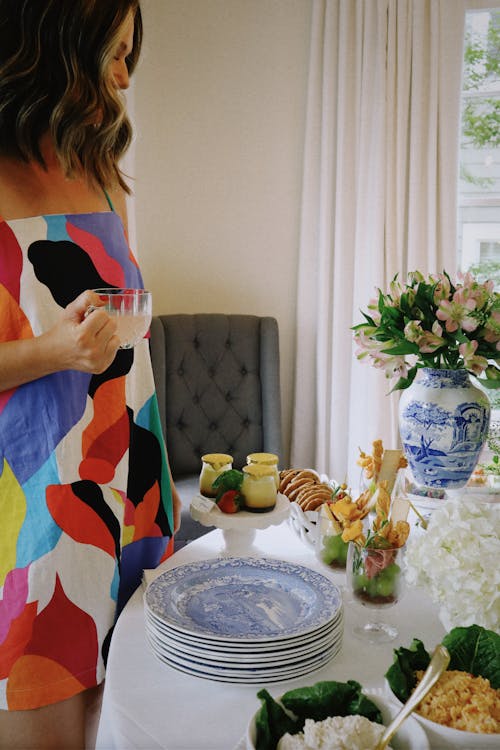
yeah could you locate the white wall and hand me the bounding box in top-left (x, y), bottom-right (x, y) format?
top-left (132, 0), bottom-right (313, 462)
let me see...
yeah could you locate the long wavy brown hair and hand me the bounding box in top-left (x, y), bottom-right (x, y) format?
top-left (0, 0), bottom-right (142, 192)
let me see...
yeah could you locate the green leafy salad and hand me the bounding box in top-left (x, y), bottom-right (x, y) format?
top-left (385, 624), bottom-right (500, 703)
top-left (254, 680), bottom-right (382, 750)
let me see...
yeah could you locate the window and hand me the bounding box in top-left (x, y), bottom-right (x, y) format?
top-left (458, 6), bottom-right (500, 290)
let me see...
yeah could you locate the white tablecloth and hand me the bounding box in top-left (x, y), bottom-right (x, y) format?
top-left (96, 521), bottom-right (445, 750)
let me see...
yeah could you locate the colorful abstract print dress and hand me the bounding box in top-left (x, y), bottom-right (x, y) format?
top-left (0, 211), bottom-right (174, 710)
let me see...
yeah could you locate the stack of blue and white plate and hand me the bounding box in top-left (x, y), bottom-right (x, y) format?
top-left (144, 556), bottom-right (344, 683)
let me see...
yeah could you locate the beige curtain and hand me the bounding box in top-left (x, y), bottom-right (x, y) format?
top-left (291, 0), bottom-right (465, 482)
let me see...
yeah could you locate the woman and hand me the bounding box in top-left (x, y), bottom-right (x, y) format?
top-left (0, 1), bottom-right (181, 747)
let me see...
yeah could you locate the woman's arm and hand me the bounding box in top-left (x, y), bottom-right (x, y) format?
top-left (0, 290), bottom-right (120, 392)
top-left (170, 480), bottom-right (182, 534)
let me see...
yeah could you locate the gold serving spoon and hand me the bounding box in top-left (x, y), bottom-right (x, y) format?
top-left (374, 644), bottom-right (450, 750)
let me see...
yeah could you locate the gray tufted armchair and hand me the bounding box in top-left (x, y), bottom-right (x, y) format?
top-left (149, 313), bottom-right (282, 548)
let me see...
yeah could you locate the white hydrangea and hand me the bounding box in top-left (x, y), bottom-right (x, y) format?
top-left (404, 498), bottom-right (500, 630)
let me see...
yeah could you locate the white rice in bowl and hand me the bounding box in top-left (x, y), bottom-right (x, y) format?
top-left (276, 714), bottom-right (391, 750)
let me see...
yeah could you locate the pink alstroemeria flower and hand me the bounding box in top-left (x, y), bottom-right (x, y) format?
top-left (353, 329), bottom-right (384, 354)
top-left (403, 320), bottom-right (444, 354)
top-left (456, 273), bottom-right (494, 307)
top-left (436, 297), bottom-right (478, 333)
top-left (353, 269), bottom-right (498, 389)
top-left (370, 352), bottom-right (408, 379)
top-left (459, 340), bottom-right (489, 376)
top-left (432, 274), bottom-right (451, 303)
top-left (419, 321), bottom-right (445, 353)
top-left (403, 320), bottom-right (422, 343)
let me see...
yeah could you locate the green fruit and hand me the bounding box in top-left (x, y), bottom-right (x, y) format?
top-left (325, 536), bottom-right (338, 552)
top-left (321, 534), bottom-right (348, 565)
top-left (336, 543), bottom-right (348, 566)
top-left (320, 548), bottom-right (334, 564)
top-left (354, 573), bottom-right (369, 591)
top-left (382, 563), bottom-right (400, 581)
top-left (375, 577), bottom-right (395, 597)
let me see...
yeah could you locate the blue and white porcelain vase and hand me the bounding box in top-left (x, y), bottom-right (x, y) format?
top-left (398, 368), bottom-right (491, 489)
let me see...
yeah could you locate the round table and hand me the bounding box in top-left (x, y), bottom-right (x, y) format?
top-left (97, 520), bottom-right (446, 750)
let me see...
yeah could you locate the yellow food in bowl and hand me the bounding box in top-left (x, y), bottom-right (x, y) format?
top-left (413, 669), bottom-right (499, 734)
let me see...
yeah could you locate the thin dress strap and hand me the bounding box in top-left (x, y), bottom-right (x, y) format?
top-left (103, 189), bottom-right (115, 212)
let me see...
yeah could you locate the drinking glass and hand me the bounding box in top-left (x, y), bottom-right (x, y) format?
top-left (90, 288), bottom-right (152, 349)
top-left (346, 541), bottom-right (405, 643)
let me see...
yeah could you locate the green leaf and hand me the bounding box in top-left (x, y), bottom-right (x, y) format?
top-left (380, 341), bottom-right (420, 356)
top-left (254, 690), bottom-right (300, 750)
top-left (377, 289), bottom-right (386, 314)
top-left (211, 469), bottom-right (244, 495)
top-left (381, 306), bottom-right (402, 324)
top-left (389, 365), bottom-right (418, 392)
top-left (476, 378), bottom-right (500, 390)
top-left (442, 625), bottom-right (500, 688)
top-left (385, 639), bottom-right (430, 702)
top-left (281, 680), bottom-right (382, 725)
top-left (346, 691), bottom-right (385, 724)
top-left (398, 292), bottom-right (413, 315)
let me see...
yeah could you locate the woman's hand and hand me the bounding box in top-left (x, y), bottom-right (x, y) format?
top-left (48, 290), bottom-right (121, 374)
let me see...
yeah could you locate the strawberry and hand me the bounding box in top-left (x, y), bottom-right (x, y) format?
top-left (216, 490), bottom-right (243, 514)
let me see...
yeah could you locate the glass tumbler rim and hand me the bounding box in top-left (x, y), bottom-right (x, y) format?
top-left (91, 287), bottom-right (151, 296)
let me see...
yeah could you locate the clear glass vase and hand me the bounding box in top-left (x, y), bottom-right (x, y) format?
top-left (346, 542), bottom-right (405, 643)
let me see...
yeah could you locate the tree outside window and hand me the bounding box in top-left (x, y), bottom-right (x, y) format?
top-left (459, 8), bottom-right (500, 292)
top-left (459, 8), bottom-right (500, 460)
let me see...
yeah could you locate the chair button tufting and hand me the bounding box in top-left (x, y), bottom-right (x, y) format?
top-left (193, 395), bottom-right (199, 404)
top-left (193, 337), bottom-right (199, 348)
top-left (243, 418), bottom-right (250, 428)
top-left (240, 366), bottom-right (247, 375)
top-left (225, 392), bottom-right (231, 401)
top-left (209, 422), bottom-right (217, 431)
top-left (177, 367), bottom-right (184, 376)
top-left (225, 339), bottom-right (231, 349)
top-left (209, 367), bottom-right (215, 377)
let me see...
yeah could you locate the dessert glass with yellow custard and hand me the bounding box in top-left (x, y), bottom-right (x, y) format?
top-left (241, 464), bottom-right (277, 512)
top-left (246, 452), bottom-right (280, 491)
top-left (199, 453), bottom-right (233, 497)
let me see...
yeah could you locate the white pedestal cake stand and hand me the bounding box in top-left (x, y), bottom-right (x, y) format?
top-left (189, 493), bottom-right (290, 555)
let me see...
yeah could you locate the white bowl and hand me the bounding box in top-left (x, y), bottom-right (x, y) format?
top-left (246, 688), bottom-right (429, 750)
top-left (385, 680), bottom-right (500, 749)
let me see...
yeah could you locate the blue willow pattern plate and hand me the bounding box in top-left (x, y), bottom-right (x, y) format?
top-left (144, 557), bottom-right (342, 641)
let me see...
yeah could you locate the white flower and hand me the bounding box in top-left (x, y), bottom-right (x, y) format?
top-left (404, 498), bottom-right (500, 630)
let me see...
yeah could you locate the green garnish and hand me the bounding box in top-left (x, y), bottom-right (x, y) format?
top-left (211, 469), bottom-right (244, 499)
